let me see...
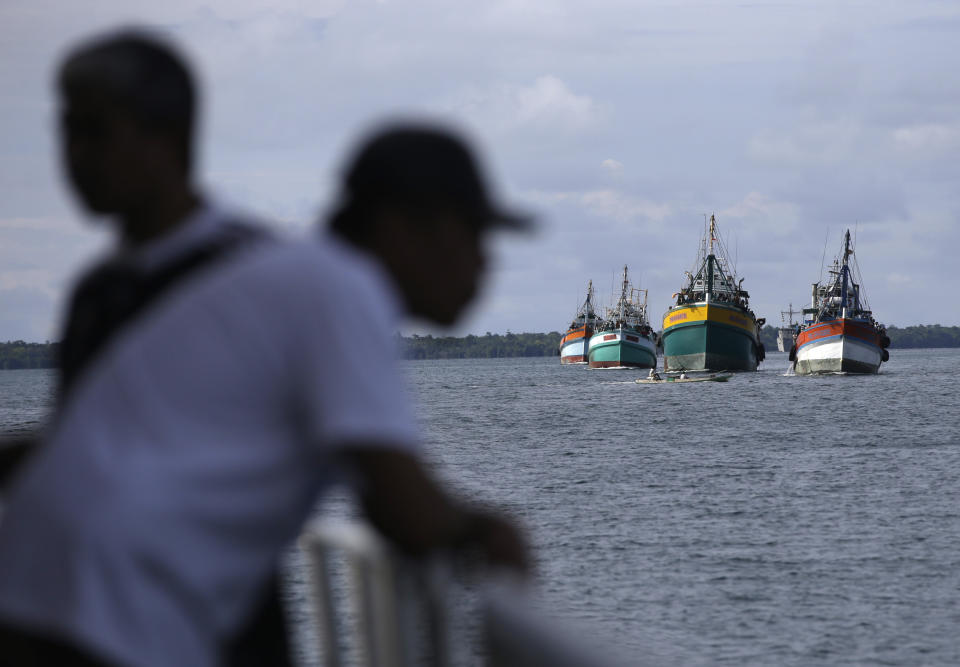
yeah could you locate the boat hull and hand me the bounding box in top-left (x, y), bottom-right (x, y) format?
top-left (776, 326), bottom-right (794, 353)
top-left (559, 326), bottom-right (591, 364)
top-left (661, 303), bottom-right (760, 372)
top-left (794, 319), bottom-right (884, 375)
top-left (588, 327), bottom-right (656, 369)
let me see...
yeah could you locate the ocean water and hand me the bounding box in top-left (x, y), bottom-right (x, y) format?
top-left (0, 368), bottom-right (55, 436)
top-left (402, 349), bottom-right (960, 665)
top-left (2, 349), bottom-right (960, 665)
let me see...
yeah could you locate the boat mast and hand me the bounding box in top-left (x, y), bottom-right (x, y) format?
top-left (781, 303), bottom-right (799, 326)
top-left (585, 279), bottom-right (594, 321)
top-left (619, 265), bottom-right (628, 325)
top-left (840, 229), bottom-right (851, 319)
top-left (706, 214), bottom-right (716, 302)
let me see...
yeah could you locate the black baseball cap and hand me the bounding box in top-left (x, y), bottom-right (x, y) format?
top-left (341, 122), bottom-right (533, 231)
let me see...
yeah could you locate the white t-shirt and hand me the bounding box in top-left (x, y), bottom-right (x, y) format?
top-left (0, 237), bottom-right (419, 667)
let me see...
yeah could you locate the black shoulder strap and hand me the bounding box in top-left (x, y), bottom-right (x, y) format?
top-left (58, 220), bottom-right (270, 398)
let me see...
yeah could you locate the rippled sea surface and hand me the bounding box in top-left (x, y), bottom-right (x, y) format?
top-left (402, 349), bottom-right (960, 666)
top-left (3, 349), bottom-right (960, 665)
top-left (0, 368), bottom-right (54, 435)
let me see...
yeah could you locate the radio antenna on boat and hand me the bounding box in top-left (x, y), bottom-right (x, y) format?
top-left (702, 213), bottom-right (708, 262)
top-left (710, 213), bottom-right (715, 255)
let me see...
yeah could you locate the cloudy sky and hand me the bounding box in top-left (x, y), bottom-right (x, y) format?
top-left (1, 0), bottom-right (958, 341)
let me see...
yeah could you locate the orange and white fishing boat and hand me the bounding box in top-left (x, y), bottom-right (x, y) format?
top-left (792, 230), bottom-right (890, 374)
top-left (559, 280), bottom-right (603, 364)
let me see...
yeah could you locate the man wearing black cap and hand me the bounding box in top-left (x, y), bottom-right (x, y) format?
top-left (328, 123), bottom-right (530, 326)
top-left (0, 122), bottom-right (528, 667)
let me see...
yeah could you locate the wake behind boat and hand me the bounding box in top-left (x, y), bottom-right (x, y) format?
top-left (792, 229), bottom-right (890, 374)
top-left (661, 214), bottom-right (765, 371)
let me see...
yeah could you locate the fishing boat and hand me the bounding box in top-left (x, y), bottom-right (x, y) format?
top-left (558, 280), bottom-right (603, 364)
top-left (792, 230), bottom-right (890, 374)
top-left (587, 266), bottom-right (657, 369)
top-left (776, 304), bottom-right (800, 352)
top-left (661, 214), bottom-right (765, 371)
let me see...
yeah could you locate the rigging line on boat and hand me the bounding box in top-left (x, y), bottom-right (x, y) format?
top-left (734, 231), bottom-right (739, 279)
top-left (852, 246), bottom-right (870, 313)
top-left (818, 227), bottom-right (829, 288)
top-left (725, 228), bottom-right (737, 281)
top-left (852, 223), bottom-right (869, 309)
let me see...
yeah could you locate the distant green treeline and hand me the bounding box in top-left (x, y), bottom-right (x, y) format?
top-left (2, 325), bottom-right (960, 367)
top-left (401, 332), bottom-right (560, 359)
top-left (402, 325), bottom-right (960, 359)
top-left (0, 341), bottom-right (59, 370)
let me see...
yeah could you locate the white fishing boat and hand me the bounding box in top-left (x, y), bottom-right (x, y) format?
top-left (776, 303), bottom-right (800, 352)
top-left (792, 230), bottom-right (890, 374)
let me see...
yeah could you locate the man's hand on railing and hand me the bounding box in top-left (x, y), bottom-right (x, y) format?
top-left (341, 446), bottom-right (529, 575)
top-left (453, 508), bottom-right (530, 575)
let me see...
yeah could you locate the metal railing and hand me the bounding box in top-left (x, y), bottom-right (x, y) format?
top-left (299, 521), bottom-right (630, 667)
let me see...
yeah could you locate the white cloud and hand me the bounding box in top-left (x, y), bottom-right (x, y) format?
top-left (580, 190), bottom-right (671, 225)
top-left (514, 76), bottom-right (597, 127)
top-left (0, 217), bottom-right (66, 231)
top-left (0, 270), bottom-right (56, 295)
top-left (747, 120), bottom-right (864, 167)
top-left (444, 75), bottom-right (601, 134)
top-left (2, 0), bottom-right (960, 336)
top-left (719, 192), bottom-right (801, 236)
top-left (892, 123), bottom-right (960, 154)
top-left (601, 158), bottom-right (623, 174)
top-left (522, 188), bottom-right (671, 225)
top-left (886, 272), bottom-right (912, 286)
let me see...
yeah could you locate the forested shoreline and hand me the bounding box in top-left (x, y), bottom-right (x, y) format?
top-left (0, 341), bottom-right (59, 369)
top-left (402, 325), bottom-right (960, 360)
top-left (2, 325), bottom-right (960, 367)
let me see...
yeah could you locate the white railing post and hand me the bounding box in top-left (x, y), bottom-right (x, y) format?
top-left (299, 521), bottom-right (633, 667)
top-left (300, 521), bottom-right (405, 667)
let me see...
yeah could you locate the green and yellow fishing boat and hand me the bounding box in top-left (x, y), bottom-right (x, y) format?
top-left (661, 214), bottom-right (765, 372)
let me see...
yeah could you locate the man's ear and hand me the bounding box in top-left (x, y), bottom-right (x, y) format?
top-left (372, 210), bottom-right (429, 257)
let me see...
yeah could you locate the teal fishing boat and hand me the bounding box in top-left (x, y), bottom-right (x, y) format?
top-left (588, 266), bottom-right (657, 369)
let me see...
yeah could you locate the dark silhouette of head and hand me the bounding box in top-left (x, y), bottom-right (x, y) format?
top-left (329, 123), bottom-right (530, 326)
top-left (57, 29), bottom-right (197, 223)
